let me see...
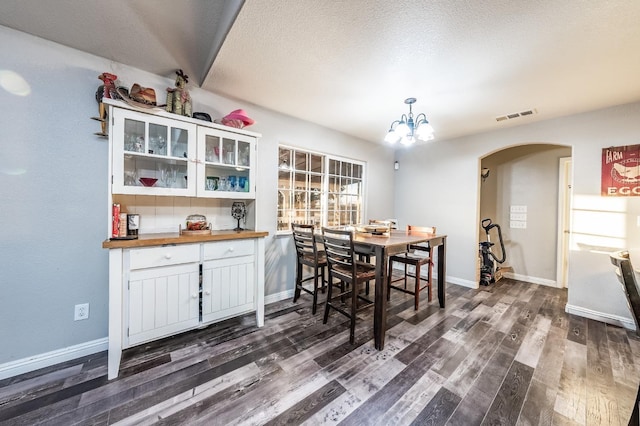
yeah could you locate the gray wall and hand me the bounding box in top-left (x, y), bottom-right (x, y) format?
top-left (0, 26), bottom-right (395, 365)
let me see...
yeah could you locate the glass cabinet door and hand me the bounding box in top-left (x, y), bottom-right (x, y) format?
top-left (197, 127), bottom-right (255, 199)
top-left (112, 107), bottom-right (197, 196)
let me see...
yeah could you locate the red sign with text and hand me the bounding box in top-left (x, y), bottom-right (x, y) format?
top-left (602, 144), bottom-right (640, 196)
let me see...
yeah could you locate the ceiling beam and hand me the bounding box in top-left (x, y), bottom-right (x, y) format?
top-left (197, 0), bottom-right (245, 86)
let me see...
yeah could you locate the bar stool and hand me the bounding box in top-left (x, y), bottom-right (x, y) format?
top-left (387, 225), bottom-right (436, 310)
top-left (321, 227), bottom-right (375, 344)
top-left (291, 223), bottom-right (327, 314)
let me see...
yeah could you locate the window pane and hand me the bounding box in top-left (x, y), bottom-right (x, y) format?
top-left (310, 154), bottom-right (323, 173)
top-left (328, 176), bottom-right (340, 193)
top-left (329, 159), bottom-right (339, 175)
top-left (353, 164), bottom-right (362, 179)
top-left (278, 170), bottom-right (291, 188)
top-left (279, 147), bottom-right (292, 170)
top-left (294, 152), bottom-right (308, 171)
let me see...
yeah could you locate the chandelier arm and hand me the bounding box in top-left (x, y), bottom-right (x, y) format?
top-left (388, 119), bottom-right (402, 131)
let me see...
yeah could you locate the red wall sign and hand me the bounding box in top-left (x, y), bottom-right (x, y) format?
top-left (602, 144), bottom-right (640, 196)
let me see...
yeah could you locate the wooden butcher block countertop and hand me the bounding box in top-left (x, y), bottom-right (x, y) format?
top-left (102, 229), bottom-right (269, 249)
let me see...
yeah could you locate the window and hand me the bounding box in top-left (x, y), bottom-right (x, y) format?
top-left (277, 146), bottom-right (365, 232)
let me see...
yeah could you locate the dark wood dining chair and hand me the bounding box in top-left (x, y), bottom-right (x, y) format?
top-left (610, 250), bottom-right (640, 334)
top-left (321, 227), bottom-right (375, 343)
top-left (387, 225), bottom-right (436, 310)
top-left (609, 250), bottom-right (640, 424)
top-left (291, 223), bottom-right (327, 314)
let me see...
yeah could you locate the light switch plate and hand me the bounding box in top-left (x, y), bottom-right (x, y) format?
top-left (510, 213), bottom-right (527, 221)
top-left (510, 220), bottom-right (527, 229)
top-left (510, 205), bottom-right (527, 213)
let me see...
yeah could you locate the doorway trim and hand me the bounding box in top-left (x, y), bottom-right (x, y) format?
top-left (556, 157), bottom-right (572, 288)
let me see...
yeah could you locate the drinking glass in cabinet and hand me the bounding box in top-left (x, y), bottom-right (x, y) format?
top-left (205, 135), bottom-right (220, 162)
top-left (158, 165), bottom-right (178, 187)
top-left (238, 142), bottom-right (250, 166)
top-left (124, 119), bottom-right (144, 152)
top-left (124, 170), bottom-right (138, 186)
top-left (206, 176), bottom-right (218, 191)
top-left (219, 178), bottom-right (228, 191)
top-left (222, 138), bottom-right (235, 165)
top-left (149, 123), bottom-right (167, 156)
top-left (238, 176), bottom-right (248, 191)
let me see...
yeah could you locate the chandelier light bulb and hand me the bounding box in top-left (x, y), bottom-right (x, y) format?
top-left (384, 130), bottom-right (400, 144)
top-left (395, 121), bottom-right (410, 136)
top-left (415, 122), bottom-right (434, 141)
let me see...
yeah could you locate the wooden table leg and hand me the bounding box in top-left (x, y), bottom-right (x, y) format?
top-left (437, 236), bottom-right (446, 308)
top-left (374, 245), bottom-right (387, 350)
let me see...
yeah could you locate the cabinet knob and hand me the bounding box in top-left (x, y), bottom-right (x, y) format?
top-left (205, 291), bottom-right (211, 296)
top-left (228, 247), bottom-right (234, 252)
top-left (191, 293), bottom-right (198, 299)
top-left (164, 254), bottom-right (172, 259)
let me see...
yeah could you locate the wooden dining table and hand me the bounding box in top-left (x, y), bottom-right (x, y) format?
top-left (352, 229), bottom-right (447, 350)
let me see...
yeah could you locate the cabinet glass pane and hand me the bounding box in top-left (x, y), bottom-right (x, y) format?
top-left (205, 135), bottom-right (220, 162)
top-left (149, 124), bottom-right (168, 156)
top-left (222, 138), bottom-right (235, 165)
top-left (124, 118), bottom-right (145, 153)
top-left (238, 141), bottom-right (250, 167)
top-left (170, 127), bottom-right (189, 159)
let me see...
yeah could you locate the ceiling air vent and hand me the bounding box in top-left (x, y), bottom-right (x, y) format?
top-left (495, 108), bottom-right (537, 122)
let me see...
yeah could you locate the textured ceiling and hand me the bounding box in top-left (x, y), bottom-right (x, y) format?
top-left (2, 0), bottom-right (640, 144)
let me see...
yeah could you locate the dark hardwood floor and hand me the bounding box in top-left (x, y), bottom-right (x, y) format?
top-left (2, 278), bottom-right (640, 425)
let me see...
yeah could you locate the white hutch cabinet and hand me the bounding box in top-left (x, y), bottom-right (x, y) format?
top-left (103, 100), bottom-right (267, 380)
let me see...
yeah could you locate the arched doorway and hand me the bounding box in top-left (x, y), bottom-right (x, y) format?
top-left (478, 143), bottom-right (572, 287)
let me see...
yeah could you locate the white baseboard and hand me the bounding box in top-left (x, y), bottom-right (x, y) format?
top-left (0, 338), bottom-right (108, 381)
top-left (264, 289), bottom-right (294, 305)
top-left (565, 303), bottom-right (636, 331)
top-left (446, 276), bottom-right (478, 289)
top-left (503, 272), bottom-right (558, 288)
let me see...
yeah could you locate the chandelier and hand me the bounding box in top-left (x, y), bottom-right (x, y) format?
top-left (384, 97), bottom-right (434, 145)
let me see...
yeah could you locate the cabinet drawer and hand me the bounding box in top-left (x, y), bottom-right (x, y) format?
top-left (129, 244), bottom-right (200, 270)
top-left (203, 239), bottom-right (254, 260)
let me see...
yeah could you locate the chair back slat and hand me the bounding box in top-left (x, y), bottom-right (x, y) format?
top-left (408, 225), bottom-right (436, 234)
top-left (291, 223), bottom-right (319, 260)
top-left (610, 250), bottom-right (640, 335)
top-left (321, 227), bottom-right (355, 281)
top-left (407, 225), bottom-right (436, 253)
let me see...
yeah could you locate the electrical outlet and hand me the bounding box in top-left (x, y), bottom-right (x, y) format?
top-left (74, 303), bottom-right (89, 321)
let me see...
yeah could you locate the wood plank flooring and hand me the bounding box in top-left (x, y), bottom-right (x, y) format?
top-left (2, 278), bottom-right (640, 425)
